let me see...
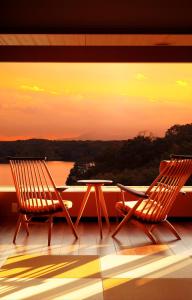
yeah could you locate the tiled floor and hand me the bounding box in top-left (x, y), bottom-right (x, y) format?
top-left (0, 220), bottom-right (192, 299)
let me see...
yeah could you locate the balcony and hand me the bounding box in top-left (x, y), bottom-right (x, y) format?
top-left (0, 183), bottom-right (192, 299)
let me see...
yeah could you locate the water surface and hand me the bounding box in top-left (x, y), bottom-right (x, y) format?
top-left (0, 161), bottom-right (74, 186)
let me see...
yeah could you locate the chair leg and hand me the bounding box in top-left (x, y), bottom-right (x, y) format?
top-left (112, 213), bottom-right (157, 244)
top-left (149, 224), bottom-right (157, 232)
top-left (48, 216), bottom-right (53, 246)
top-left (145, 228), bottom-right (157, 244)
top-left (131, 219), bottom-right (157, 244)
top-left (62, 205), bottom-right (78, 239)
top-left (112, 212), bottom-right (132, 237)
top-left (164, 220), bottom-right (181, 240)
top-left (21, 215), bottom-right (29, 236)
top-left (75, 185), bottom-right (91, 227)
top-left (13, 214), bottom-right (22, 244)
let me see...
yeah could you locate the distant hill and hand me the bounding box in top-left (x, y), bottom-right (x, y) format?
top-left (0, 139), bottom-right (124, 163)
top-left (1, 123), bottom-right (192, 185)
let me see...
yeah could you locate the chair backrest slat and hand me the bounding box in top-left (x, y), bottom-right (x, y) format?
top-left (136, 156), bottom-right (192, 222)
top-left (35, 160), bottom-right (50, 210)
top-left (159, 159), bottom-right (192, 220)
top-left (27, 160), bottom-right (39, 211)
top-left (43, 160), bottom-right (64, 203)
top-left (32, 160), bottom-right (47, 209)
top-left (9, 157), bottom-right (63, 214)
top-left (153, 159), bottom-right (186, 221)
top-left (38, 160), bottom-right (54, 204)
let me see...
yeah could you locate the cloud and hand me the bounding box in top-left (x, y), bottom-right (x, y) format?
top-left (176, 80), bottom-right (188, 87)
top-left (19, 84), bottom-right (60, 96)
top-left (135, 73), bottom-right (147, 80)
top-left (20, 84), bottom-right (45, 92)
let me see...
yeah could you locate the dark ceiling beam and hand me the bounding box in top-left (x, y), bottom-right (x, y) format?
top-left (0, 46), bottom-right (192, 62)
top-left (1, 29), bottom-right (192, 35)
top-left (1, 1), bottom-right (192, 62)
top-left (1, 0), bottom-right (192, 34)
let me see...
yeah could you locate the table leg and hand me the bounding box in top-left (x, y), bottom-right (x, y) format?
top-left (95, 186), bottom-right (103, 239)
top-left (97, 186), bottom-right (111, 230)
top-left (75, 185), bottom-right (92, 227)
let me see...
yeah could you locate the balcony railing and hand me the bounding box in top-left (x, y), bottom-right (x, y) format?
top-left (0, 185), bottom-right (192, 218)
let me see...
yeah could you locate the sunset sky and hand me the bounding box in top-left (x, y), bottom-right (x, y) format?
top-left (0, 63), bottom-right (191, 141)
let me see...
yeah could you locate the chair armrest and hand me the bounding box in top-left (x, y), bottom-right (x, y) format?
top-left (56, 186), bottom-right (69, 192)
top-left (117, 183), bottom-right (148, 199)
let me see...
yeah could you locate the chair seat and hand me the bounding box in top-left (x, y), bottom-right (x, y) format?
top-left (20, 199), bottom-right (72, 214)
top-left (116, 199), bottom-right (163, 222)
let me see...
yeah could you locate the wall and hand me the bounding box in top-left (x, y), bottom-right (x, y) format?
top-left (0, 186), bottom-right (192, 220)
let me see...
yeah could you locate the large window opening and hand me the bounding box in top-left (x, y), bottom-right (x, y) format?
top-left (0, 63), bottom-right (191, 185)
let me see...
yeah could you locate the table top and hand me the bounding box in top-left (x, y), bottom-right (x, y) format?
top-left (77, 179), bottom-right (113, 185)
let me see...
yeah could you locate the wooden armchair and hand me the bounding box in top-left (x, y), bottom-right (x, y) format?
top-left (112, 155), bottom-right (192, 244)
top-left (9, 157), bottom-right (78, 246)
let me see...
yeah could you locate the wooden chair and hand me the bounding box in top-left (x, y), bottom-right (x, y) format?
top-left (112, 155), bottom-right (192, 244)
top-left (9, 157), bottom-right (78, 246)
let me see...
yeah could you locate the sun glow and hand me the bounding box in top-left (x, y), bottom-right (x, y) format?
top-left (0, 63), bottom-right (191, 141)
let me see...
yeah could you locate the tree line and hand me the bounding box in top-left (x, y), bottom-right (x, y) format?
top-left (0, 123), bottom-right (192, 185)
top-left (66, 123), bottom-right (192, 185)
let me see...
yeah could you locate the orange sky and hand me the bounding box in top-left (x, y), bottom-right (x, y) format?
top-left (0, 63), bottom-right (191, 141)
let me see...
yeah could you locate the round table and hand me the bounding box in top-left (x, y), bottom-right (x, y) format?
top-left (75, 179), bottom-right (113, 238)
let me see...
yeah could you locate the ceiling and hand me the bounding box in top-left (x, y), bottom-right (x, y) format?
top-left (1, 0), bottom-right (192, 34)
top-left (0, 0), bottom-right (192, 62)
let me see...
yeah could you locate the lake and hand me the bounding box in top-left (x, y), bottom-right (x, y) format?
top-left (0, 161), bottom-right (74, 186)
